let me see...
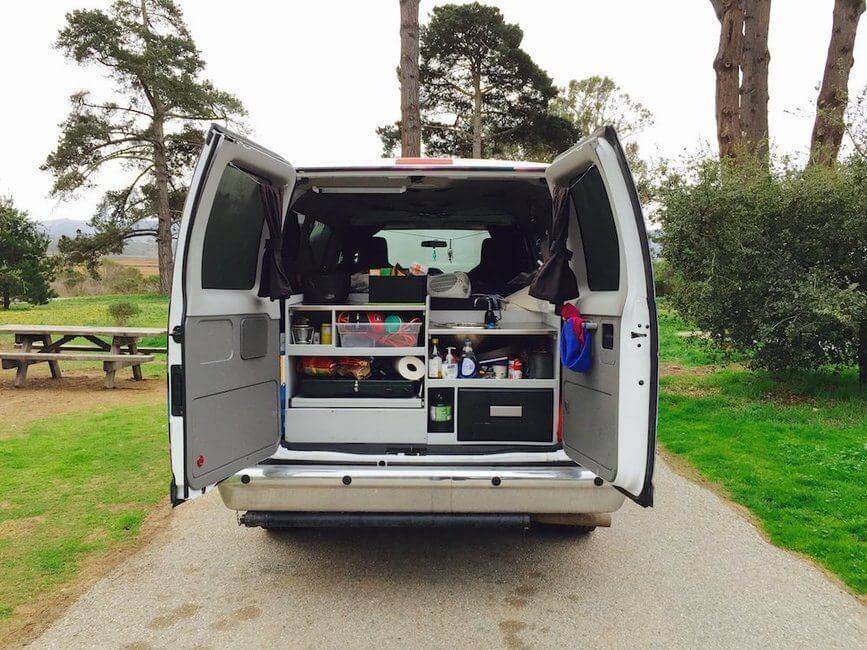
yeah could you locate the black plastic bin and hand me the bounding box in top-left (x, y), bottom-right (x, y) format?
top-left (298, 378), bottom-right (420, 399)
top-left (369, 275), bottom-right (427, 303)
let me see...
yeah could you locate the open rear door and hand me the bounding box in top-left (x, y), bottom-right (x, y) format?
top-left (167, 125), bottom-right (296, 505)
top-left (549, 126), bottom-right (657, 506)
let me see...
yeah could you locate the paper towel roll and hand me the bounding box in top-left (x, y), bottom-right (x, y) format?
top-left (394, 356), bottom-right (425, 380)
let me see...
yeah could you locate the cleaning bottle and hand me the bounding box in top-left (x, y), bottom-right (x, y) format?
top-left (443, 347), bottom-right (459, 379)
top-left (459, 338), bottom-right (478, 378)
top-left (429, 338), bottom-right (443, 379)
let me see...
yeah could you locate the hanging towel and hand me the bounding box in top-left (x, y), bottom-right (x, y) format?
top-left (560, 303), bottom-right (593, 372)
top-left (529, 185), bottom-right (579, 304)
top-left (257, 181), bottom-right (298, 300)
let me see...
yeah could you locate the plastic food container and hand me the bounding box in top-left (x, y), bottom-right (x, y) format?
top-left (336, 322), bottom-right (422, 347)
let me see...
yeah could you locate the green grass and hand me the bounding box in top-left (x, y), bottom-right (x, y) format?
top-left (657, 301), bottom-right (866, 593)
top-left (657, 301), bottom-right (733, 367)
top-left (0, 404), bottom-right (167, 634)
top-left (657, 309), bottom-right (867, 594)
top-left (0, 294), bottom-right (169, 348)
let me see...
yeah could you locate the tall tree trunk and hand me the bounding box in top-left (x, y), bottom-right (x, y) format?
top-left (2, 290), bottom-right (9, 310)
top-left (151, 116), bottom-right (174, 295)
top-left (398, 0), bottom-right (421, 157)
top-left (139, 0), bottom-right (172, 294)
top-left (741, 0), bottom-right (771, 161)
top-left (712, 0), bottom-right (745, 159)
top-left (471, 69), bottom-right (483, 158)
top-left (810, 0), bottom-right (865, 166)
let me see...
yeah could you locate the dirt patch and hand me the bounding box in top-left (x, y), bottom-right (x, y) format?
top-left (0, 366), bottom-right (164, 435)
top-left (498, 620), bottom-right (530, 650)
top-left (212, 605), bottom-right (262, 631)
top-left (659, 363), bottom-right (720, 378)
top-left (0, 515), bottom-right (46, 540)
top-left (147, 603), bottom-right (202, 630)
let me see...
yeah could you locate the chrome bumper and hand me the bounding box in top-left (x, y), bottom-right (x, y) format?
top-left (218, 464), bottom-right (625, 514)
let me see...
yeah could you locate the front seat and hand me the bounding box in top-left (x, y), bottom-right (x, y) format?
top-left (468, 237), bottom-right (515, 293)
top-left (355, 236), bottom-right (390, 273)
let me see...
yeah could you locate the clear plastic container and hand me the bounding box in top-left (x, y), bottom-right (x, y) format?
top-left (336, 322), bottom-right (422, 348)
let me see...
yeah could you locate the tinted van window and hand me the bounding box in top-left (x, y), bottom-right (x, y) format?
top-left (201, 165), bottom-right (266, 290)
top-left (569, 166), bottom-right (620, 291)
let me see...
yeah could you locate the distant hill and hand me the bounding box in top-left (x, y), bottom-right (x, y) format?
top-left (39, 218), bottom-right (158, 257)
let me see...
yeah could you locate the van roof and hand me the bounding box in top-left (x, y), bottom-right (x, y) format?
top-left (296, 158), bottom-right (548, 173)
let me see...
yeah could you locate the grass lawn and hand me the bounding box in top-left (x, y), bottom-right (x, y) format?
top-left (656, 304), bottom-right (866, 593)
top-left (0, 403), bottom-right (167, 641)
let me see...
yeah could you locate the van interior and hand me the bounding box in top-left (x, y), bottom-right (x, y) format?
top-left (281, 172), bottom-right (564, 451)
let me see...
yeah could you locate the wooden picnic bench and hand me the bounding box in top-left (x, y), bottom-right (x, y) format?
top-left (0, 325), bottom-right (164, 389)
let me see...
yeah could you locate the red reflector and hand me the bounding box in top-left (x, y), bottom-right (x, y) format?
top-left (396, 157), bottom-right (453, 165)
top-left (196, 455), bottom-right (205, 468)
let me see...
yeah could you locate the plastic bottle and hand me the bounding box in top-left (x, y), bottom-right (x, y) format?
top-left (429, 338), bottom-right (443, 378)
top-left (429, 391), bottom-right (453, 429)
top-left (459, 338), bottom-right (478, 378)
top-left (443, 347), bottom-right (459, 379)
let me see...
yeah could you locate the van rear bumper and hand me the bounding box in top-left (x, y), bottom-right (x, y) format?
top-left (217, 464), bottom-right (625, 514)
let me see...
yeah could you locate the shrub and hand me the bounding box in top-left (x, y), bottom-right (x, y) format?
top-left (100, 261), bottom-right (147, 294)
top-left (656, 155), bottom-right (866, 380)
top-left (653, 258), bottom-right (676, 297)
top-left (107, 300), bottom-right (141, 326)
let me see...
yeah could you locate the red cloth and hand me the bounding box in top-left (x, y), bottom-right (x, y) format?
top-left (560, 303), bottom-right (585, 344)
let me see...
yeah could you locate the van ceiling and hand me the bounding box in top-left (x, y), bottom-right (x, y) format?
top-left (291, 177), bottom-right (552, 230)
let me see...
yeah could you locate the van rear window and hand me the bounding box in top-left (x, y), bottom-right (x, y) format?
top-left (569, 166), bottom-right (620, 291)
top-left (201, 165), bottom-right (266, 290)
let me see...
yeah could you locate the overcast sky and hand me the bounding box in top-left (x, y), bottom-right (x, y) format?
top-left (0, 0), bottom-right (864, 222)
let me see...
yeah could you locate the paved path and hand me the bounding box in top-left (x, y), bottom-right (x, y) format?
top-left (32, 459), bottom-right (865, 649)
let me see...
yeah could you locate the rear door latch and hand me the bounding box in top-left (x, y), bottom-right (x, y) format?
top-left (630, 331), bottom-right (648, 339)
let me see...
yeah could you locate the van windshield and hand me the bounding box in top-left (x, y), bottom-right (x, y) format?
top-left (378, 229), bottom-right (490, 274)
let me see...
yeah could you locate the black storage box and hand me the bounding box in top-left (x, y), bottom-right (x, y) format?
top-left (300, 272), bottom-right (350, 304)
top-left (457, 388), bottom-right (553, 442)
top-left (298, 378), bottom-right (419, 399)
top-left (369, 274), bottom-right (427, 303)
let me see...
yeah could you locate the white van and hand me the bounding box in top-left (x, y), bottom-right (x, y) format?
top-left (166, 124), bottom-right (657, 531)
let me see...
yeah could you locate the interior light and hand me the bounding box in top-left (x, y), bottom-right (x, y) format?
top-left (312, 186), bottom-right (407, 194)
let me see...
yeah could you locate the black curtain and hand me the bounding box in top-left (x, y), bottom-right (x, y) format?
top-left (529, 185), bottom-right (579, 303)
top-left (257, 182), bottom-right (296, 299)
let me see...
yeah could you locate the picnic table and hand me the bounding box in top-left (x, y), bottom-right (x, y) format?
top-left (0, 325), bottom-right (164, 388)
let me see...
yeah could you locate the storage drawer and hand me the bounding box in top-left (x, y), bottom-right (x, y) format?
top-left (457, 388), bottom-right (553, 442)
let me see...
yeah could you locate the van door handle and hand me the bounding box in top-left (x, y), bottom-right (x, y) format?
top-left (490, 405), bottom-right (522, 417)
top-left (630, 331), bottom-right (648, 339)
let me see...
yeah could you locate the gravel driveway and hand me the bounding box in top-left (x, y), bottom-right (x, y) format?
top-left (31, 458), bottom-right (865, 649)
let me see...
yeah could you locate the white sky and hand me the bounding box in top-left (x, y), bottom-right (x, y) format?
top-left (0, 0), bottom-right (864, 222)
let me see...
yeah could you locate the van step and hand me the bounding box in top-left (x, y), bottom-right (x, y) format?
top-left (239, 511), bottom-right (530, 529)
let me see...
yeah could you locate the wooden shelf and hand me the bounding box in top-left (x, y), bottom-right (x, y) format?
top-left (427, 378), bottom-right (557, 388)
top-left (288, 303), bottom-right (425, 312)
top-left (290, 396), bottom-right (423, 409)
top-left (285, 344), bottom-right (425, 357)
top-left (428, 322), bottom-right (557, 335)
